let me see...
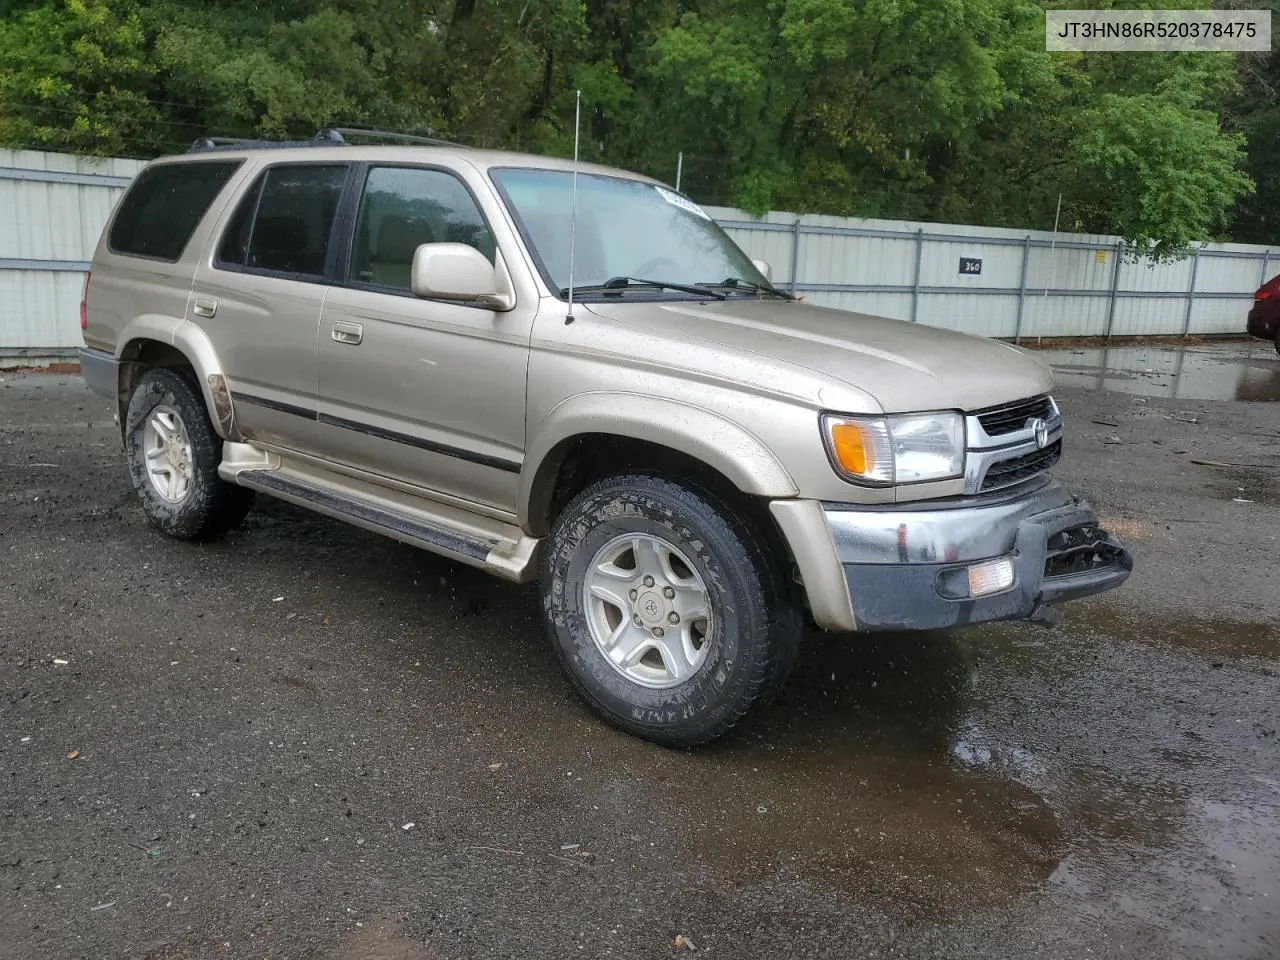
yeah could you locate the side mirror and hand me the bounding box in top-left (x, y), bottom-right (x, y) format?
top-left (751, 258), bottom-right (773, 283)
top-left (411, 243), bottom-right (513, 310)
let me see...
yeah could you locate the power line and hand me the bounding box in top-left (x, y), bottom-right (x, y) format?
top-left (2, 100), bottom-right (214, 131)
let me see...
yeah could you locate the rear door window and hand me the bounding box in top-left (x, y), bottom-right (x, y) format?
top-left (216, 164), bottom-right (348, 280)
top-left (108, 160), bottom-right (242, 262)
top-left (215, 175), bottom-right (262, 269)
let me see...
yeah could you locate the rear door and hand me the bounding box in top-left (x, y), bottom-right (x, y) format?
top-left (190, 162), bottom-right (353, 455)
top-left (315, 162), bottom-right (534, 513)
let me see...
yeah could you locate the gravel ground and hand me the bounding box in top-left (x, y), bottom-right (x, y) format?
top-left (1, 359), bottom-right (1277, 960)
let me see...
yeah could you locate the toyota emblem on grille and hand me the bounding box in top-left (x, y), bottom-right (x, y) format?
top-left (1027, 417), bottom-right (1050, 449)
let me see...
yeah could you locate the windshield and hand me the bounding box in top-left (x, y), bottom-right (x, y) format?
top-left (490, 167), bottom-right (775, 299)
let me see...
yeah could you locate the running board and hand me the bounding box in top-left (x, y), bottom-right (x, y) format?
top-left (234, 468), bottom-right (537, 581)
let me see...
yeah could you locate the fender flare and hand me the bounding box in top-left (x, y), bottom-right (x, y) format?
top-left (115, 316), bottom-right (238, 440)
top-left (519, 392), bottom-right (798, 533)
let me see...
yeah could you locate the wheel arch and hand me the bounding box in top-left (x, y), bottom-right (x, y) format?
top-left (519, 394), bottom-right (798, 537)
top-left (115, 317), bottom-right (236, 441)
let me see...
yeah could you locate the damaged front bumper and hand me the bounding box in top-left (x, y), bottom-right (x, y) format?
top-left (822, 478), bottom-right (1133, 631)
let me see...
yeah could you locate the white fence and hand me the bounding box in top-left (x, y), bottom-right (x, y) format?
top-left (0, 149), bottom-right (147, 355)
top-left (1, 149), bottom-right (1273, 353)
top-left (707, 207), bottom-right (1276, 341)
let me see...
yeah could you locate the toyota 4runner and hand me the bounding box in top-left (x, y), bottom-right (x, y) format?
top-left (79, 129), bottom-right (1133, 746)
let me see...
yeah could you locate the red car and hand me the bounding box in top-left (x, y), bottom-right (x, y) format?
top-left (1248, 273), bottom-right (1280, 353)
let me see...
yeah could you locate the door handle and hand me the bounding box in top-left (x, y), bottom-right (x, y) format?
top-left (192, 297), bottom-right (217, 319)
top-left (331, 321), bottom-right (363, 345)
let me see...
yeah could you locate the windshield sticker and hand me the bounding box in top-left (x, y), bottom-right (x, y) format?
top-left (655, 185), bottom-right (711, 220)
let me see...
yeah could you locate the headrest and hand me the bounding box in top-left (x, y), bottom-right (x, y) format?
top-left (375, 215), bottom-right (433, 262)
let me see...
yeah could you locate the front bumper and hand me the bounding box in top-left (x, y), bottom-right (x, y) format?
top-left (820, 479), bottom-right (1132, 631)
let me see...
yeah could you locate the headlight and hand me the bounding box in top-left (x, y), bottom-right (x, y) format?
top-left (821, 411), bottom-right (964, 486)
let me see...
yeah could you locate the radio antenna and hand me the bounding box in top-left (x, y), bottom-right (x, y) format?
top-left (565, 90), bottom-right (581, 324)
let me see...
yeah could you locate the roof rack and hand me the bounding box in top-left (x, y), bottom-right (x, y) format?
top-left (187, 133), bottom-right (331, 153)
top-left (187, 127), bottom-right (456, 154)
top-left (318, 127), bottom-right (456, 147)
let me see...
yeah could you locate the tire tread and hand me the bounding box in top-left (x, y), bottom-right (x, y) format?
top-left (542, 472), bottom-right (800, 747)
top-left (124, 368), bottom-right (253, 540)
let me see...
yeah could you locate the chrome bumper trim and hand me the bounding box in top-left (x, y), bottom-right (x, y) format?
top-left (823, 479), bottom-right (1133, 630)
top-left (824, 479), bottom-right (1075, 565)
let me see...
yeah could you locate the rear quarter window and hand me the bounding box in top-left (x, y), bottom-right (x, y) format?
top-left (108, 160), bottom-right (243, 262)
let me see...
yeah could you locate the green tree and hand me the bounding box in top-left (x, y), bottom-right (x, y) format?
top-left (932, 49), bottom-right (1252, 258)
top-left (0, 0), bottom-right (160, 155)
top-left (0, 0), bottom-right (1263, 251)
top-left (1222, 0), bottom-right (1280, 243)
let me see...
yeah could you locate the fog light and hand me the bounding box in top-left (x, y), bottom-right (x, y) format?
top-left (968, 558), bottom-right (1015, 597)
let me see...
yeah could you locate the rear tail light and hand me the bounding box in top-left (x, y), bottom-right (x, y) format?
top-left (1255, 274), bottom-right (1280, 302)
top-left (80, 272), bottom-right (90, 331)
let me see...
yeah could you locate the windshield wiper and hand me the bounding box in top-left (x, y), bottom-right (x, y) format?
top-left (698, 277), bottom-right (795, 300)
top-left (559, 276), bottom-right (727, 300)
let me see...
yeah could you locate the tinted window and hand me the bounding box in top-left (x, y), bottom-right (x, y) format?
top-left (109, 160), bottom-right (242, 262)
top-left (216, 176), bottom-right (262, 267)
top-left (351, 167), bottom-right (495, 291)
top-left (243, 165), bottom-right (347, 278)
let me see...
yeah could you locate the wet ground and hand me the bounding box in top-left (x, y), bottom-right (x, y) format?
top-left (1040, 338), bottom-right (1280, 402)
top-left (2, 373), bottom-right (1278, 959)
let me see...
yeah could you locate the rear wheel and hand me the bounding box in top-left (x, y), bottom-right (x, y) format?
top-left (540, 474), bottom-right (800, 747)
top-left (124, 368), bottom-right (253, 540)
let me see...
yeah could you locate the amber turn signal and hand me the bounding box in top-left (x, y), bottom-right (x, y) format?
top-left (829, 422), bottom-right (873, 476)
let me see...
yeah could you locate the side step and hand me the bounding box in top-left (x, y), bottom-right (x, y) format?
top-left (236, 468), bottom-right (517, 574)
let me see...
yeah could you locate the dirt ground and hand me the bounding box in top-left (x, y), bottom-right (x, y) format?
top-left (1, 356), bottom-right (1277, 959)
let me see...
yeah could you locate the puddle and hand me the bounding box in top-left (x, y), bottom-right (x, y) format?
top-left (1051, 791), bottom-right (1280, 958)
top-left (1039, 342), bottom-right (1280, 401)
top-left (1076, 602), bottom-right (1280, 661)
top-left (654, 634), bottom-right (1065, 918)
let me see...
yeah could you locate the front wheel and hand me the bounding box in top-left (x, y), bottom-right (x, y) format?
top-left (540, 474), bottom-right (800, 747)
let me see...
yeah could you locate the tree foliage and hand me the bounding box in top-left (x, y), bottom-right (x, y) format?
top-left (1223, 0), bottom-right (1280, 244)
top-left (0, 0), bottom-right (1265, 253)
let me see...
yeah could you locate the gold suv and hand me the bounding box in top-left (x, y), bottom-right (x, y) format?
top-left (80, 129), bottom-right (1132, 746)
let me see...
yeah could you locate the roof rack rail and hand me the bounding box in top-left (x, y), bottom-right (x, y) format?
top-left (187, 127), bottom-right (457, 154)
top-left (187, 132), bottom-right (339, 154)
top-left (317, 127), bottom-right (457, 147)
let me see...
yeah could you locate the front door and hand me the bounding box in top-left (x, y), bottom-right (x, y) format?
top-left (316, 164), bottom-right (533, 514)
top-left (191, 162), bottom-right (351, 455)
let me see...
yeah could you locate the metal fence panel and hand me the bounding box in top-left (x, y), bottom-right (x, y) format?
top-left (0, 271), bottom-right (86, 350)
top-left (707, 203), bottom-right (1275, 340)
top-left (0, 149), bottom-right (145, 352)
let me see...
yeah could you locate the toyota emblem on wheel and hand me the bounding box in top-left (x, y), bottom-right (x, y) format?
top-left (1027, 417), bottom-right (1050, 449)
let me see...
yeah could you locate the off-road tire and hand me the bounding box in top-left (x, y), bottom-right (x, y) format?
top-left (540, 473), bottom-right (801, 747)
top-left (124, 368), bottom-right (253, 540)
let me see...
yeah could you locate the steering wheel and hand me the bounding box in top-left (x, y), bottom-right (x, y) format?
top-left (634, 256), bottom-right (680, 277)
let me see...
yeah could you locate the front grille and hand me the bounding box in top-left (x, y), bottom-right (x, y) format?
top-left (975, 395), bottom-right (1054, 436)
top-left (980, 440), bottom-right (1061, 491)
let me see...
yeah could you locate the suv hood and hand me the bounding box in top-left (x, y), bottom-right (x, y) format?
top-left (583, 297), bottom-right (1053, 413)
